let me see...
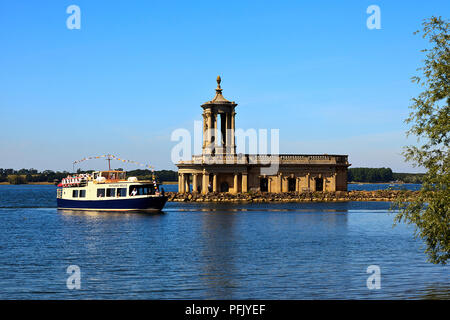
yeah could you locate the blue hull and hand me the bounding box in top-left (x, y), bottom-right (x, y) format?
top-left (57, 196), bottom-right (168, 212)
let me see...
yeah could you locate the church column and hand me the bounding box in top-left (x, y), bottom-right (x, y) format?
top-left (185, 174), bottom-right (190, 193)
top-left (202, 172), bottom-right (208, 194)
top-left (180, 173), bottom-right (185, 193)
top-left (213, 113), bottom-right (218, 148)
top-left (192, 173), bottom-right (198, 193)
top-left (208, 113), bottom-right (213, 146)
top-left (242, 173), bottom-right (248, 193)
top-left (283, 175), bottom-right (288, 192)
top-left (231, 111), bottom-right (236, 153)
top-left (278, 173), bottom-right (283, 193)
top-left (225, 113), bottom-right (230, 150)
top-left (202, 113), bottom-right (207, 149)
top-left (213, 174), bottom-right (217, 192)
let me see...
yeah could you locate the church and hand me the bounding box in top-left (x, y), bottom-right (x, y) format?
top-left (176, 76), bottom-right (350, 194)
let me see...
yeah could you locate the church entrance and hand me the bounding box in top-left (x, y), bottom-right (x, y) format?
top-left (288, 178), bottom-right (296, 192)
top-left (220, 182), bottom-right (229, 192)
top-left (315, 178), bottom-right (323, 192)
top-left (260, 178), bottom-right (268, 192)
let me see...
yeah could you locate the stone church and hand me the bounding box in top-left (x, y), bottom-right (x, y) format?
top-left (177, 76), bottom-right (350, 194)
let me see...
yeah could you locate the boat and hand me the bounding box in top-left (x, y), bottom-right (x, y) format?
top-left (56, 170), bottom-right (168, 212)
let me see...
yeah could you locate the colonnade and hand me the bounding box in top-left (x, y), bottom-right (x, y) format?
top-left (203, 110), bottom-right (236, 153)
top-left (178, 171), bottom-right (338, 194)
top-left (178, 172), bottom-right (247, 194)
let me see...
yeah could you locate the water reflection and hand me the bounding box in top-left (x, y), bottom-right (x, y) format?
top-left (199, 204), bottom-right (239, 299)
top-left (2, 187), bottom-right (449, 299)
top-left (58, 209), bottom-right (166, 218)
top-left (191, 203), bottom-right (353, 299)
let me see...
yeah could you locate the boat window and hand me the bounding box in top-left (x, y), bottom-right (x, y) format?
top-left (117, 188), bottom-right (127, 197)
top-left (97, 188), bottom-right (105, 198)
top-left (129, 184), bottom-right (157, 196)
top-left (79, 190), bottom-right (86, 198)
top-left (72, 190), bottom-right (78, 198)
top-left (106, 188), bottom-right (116, 197)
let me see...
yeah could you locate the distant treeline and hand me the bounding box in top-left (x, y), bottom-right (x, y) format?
top-left (125, 169), bottom-right (178, 182)
top-left (1, 168), bottom-right (423, 185)
top-left (0, 168), bottom-right (178, 184)
top-left (348, 167), bottom-right (424, 183)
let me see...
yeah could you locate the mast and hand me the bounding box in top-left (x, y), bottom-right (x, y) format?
top-left (106, 154), bottom-right (112, 170)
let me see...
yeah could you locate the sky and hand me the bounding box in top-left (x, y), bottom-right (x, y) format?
top-left (0, 0), bottom-right (448, 173)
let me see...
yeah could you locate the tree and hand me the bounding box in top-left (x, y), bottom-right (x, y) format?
top-left (394, 16), bottom-right (449, 264)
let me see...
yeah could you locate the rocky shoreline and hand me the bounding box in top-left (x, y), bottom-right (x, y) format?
top-left (166, 190), bottom-right (417, 202)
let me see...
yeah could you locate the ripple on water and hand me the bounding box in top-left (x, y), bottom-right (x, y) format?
top-left (0, 184), bottom-right (448, 299)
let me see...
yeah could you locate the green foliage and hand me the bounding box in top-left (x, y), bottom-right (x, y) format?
top-left (394, 16), bottom-right (449, 265)
top-left (127, 169), bottom-right (178, 182)
top-left (7, 175), bottom-right (27, 184)
top-left (392, 172), bottom-right (425, 183)
top-left (348, 167), bottom-right (394, 182)
top-left (1, 168), bottom-right (70, 184)
top-left (348, 168), bottom-right (425, 184)
top-left (0, 168), bottom-right (179, 184)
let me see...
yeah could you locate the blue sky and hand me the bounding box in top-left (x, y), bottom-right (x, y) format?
top-left (0, 0), bottom-right (448, 172)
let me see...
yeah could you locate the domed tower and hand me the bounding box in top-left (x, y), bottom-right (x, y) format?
top-left (201, 76), bottom-right (237, 156)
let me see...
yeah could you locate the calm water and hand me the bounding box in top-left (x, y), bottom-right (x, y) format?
top-left (0, 184), bottom-right (448, 299)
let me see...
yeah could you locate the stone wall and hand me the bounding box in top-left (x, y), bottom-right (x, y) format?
top-left (166, 190), bottom-right (417, 202)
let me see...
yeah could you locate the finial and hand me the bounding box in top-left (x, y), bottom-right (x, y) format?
top-left (215, 75), bottom-right (222, 93)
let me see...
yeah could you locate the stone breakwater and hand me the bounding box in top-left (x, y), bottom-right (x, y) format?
top-left (166, 190), bottom-right (418, 202)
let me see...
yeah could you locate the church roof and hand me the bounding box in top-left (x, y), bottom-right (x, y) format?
top-left (202, 76), bottom-right (236, 106)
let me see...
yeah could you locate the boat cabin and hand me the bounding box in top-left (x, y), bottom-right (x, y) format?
top-left (93, 170), bottom-right (127, 182)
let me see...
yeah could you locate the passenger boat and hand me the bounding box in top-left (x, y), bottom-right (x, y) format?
top-left (56, 170), bottom-right (168, 212)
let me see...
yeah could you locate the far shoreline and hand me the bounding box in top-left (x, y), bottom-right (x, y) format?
top-left (0, 181), bottom-right (420, 186)
top-left (0, 181), bottom-right (180, 185)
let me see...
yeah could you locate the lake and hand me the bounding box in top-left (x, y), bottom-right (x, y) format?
top-left (0, 184), bottom-right (448, 299)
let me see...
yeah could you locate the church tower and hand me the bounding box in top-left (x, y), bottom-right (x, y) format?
top-left (201, 76), bottom-right (237, 156)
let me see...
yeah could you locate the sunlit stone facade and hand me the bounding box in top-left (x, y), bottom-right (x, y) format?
top-left (176, 77), bottom-right (350, 194)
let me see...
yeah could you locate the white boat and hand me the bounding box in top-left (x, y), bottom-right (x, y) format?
top-left (56, 170), bottom-right (168, 212)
